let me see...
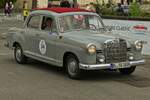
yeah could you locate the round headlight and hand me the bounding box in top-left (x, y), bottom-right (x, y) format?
top-left (135, 40), bottom-right (143, 50)
top-left (87, 44), bottom-right (96, 55)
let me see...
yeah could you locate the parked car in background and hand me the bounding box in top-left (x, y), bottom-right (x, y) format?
top-left (5, 8), bottom-right (145, 79)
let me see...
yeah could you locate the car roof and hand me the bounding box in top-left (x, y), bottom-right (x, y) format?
top-left (33, 7), bottom-right (93, 13)
top-left (30, 7), bottom-right (97, 18)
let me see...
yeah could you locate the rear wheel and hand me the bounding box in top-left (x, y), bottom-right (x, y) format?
top-left (14, 44), bottom-right (27, 64)
top-left (65, 54), bottom-right (82, 79)
top-left (119, 66), bottom-right (136, 75)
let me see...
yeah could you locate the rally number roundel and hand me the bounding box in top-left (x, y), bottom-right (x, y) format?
top-left (39, 40), bottom-right (46, 55)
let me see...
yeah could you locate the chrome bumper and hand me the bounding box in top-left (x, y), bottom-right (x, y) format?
top-left (79, 59), bottom-right (145, 70)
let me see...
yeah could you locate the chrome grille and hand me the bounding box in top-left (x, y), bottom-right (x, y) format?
top-left (103, 39), bottom-right (127, 63)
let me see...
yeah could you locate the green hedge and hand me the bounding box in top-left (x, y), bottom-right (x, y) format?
top-left (94, 3), bottom-right (150, 18)
top-left (129, 3), bottom-right (141, 17)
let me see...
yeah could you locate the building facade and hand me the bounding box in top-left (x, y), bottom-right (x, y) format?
top-left (15, 0), bottom-right (150, 9)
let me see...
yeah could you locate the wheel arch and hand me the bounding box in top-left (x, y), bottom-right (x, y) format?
top-left (63, 52), bottom-right (79, 67)
top-left (13, 42), bottom-right (20, 47)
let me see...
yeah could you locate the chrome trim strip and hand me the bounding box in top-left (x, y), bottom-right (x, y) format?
top-left (130, 59), bottom-right (145, 66)
top-left (24, 51), bottom-right (62, 63)
top-left (79, 59), bottom-right (145, 70)
top-left (80, 63), bottom-right (111, 70)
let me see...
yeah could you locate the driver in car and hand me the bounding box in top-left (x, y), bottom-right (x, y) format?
top-left (42, 18), bottom-right (53, 31)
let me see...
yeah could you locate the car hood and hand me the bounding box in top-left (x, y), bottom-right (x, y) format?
top-left (63, 30), bottom-right (132, 49)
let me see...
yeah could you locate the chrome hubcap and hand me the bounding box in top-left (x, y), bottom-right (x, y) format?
top-left (16, 48), bottom-right (22, 61)
top-left (68, 60), bottom-right (77, 75)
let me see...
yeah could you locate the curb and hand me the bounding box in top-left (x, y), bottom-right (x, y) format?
top-left (102, 15), bottom-right (150, 21)
top-left (0, 14), bottom-right (23, 21)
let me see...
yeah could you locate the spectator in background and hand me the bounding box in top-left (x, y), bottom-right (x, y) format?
top-left (72, 2), bottom-right (79, 8)
top-left (86, 3), bottom-right (96, 12)
top-left (124, 0), bottom-right (134, 5)
top-left (121, 0), bottom-right (124, 5)
top-left (116, 3), bottom-right (124, 15)
top-left (127, 0), bottom-right (130, 5)
top-left (9, 1), bottom-right (14, 16)
top-left (137, 0), bottom-right (142, 4)
top-left (4, 1), bottom-right (10, 16)
top-left (48, 1), bottom-right (52, 8)
top-left (126, 0), bottom-right (133, 5)
top-left (60, 0), bottom-right (71, 8)
top-left (93, 4), bottom-right (101, 15)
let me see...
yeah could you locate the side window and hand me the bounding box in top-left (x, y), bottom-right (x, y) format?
top-left (59, 16), bottom-right (70, 32)
top-left (88, 16), bottom-right (103, 29)
top-left (27, 16), bottom-right (41, 29)
top-left (41, 16), bottom-right (57, 32)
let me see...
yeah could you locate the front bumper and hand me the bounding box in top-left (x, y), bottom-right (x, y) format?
top-left (79, 59), bottom-right (145, 70)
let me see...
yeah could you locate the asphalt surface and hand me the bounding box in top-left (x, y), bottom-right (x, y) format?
top-left (0, 15), bottom-right (150, 100)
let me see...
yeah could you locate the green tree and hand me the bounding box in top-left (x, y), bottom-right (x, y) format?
top-left (0, 0), bottom-right (5, 8)
top-left (129, 2), bottom-right (141, 17)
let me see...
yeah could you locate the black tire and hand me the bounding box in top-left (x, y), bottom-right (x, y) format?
top-left (119, 66), bottom-right (136, 75)
top-left (65, 54), bottom-right (82, 79)
top-left (14, 44), bottom-right (27, 64)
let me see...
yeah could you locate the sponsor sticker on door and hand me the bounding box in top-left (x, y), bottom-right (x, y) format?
top-left (39, 40), bottom-right (46, 55)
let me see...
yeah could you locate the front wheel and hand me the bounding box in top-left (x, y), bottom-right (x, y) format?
top-left (119, 66), bottom-right (136, 75)
top-left (65, 54), bottom-right (82, 79)
top-left (14, 44), bottom-right (27, 64)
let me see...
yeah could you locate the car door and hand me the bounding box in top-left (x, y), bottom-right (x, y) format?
top-left (33, 15), bottom-right (60, 64)
top-left (24, 15), bottom-right (42, 55)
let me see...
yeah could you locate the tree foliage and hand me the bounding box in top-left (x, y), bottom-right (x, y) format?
top-left (0, 0), bottom-right (17, 8)
top-left (129, 2), bottom-right (141, 17)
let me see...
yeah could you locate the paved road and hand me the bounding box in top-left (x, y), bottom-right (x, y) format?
top-left (0, 39), bottom-right (150, 100)
top-left (0, 14), bottom-right (23, 37)
top-left (0, 17), bottom-right (150, 100)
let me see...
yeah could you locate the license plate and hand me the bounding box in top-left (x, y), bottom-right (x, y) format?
top-left (113, 62), bottom-right (130, 69)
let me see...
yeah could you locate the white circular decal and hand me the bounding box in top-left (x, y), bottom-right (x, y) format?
top-left (39, 40), bottom-right (46, 55)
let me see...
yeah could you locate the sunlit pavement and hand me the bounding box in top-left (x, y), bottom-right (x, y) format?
top-left (0, 16), bottom-right (150, 100)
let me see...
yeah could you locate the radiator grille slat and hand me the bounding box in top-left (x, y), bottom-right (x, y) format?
top-left (103, 39), bottom-right (127, 63)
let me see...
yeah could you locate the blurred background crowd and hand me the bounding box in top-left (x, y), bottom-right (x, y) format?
top-left (0, 0), bottom-right (150, 17)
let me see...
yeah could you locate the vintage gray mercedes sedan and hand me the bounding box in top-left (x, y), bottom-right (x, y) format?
top-left (5, 8), bottom-right (145, 79)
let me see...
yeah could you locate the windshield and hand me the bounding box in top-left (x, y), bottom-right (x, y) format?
top-left (58, 15), bottom-right (105, 33)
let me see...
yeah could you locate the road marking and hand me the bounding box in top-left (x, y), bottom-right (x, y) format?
top-left (0, 15), bottom-right (23, 21)
top-left (0, 53), bottom-right (13, 56)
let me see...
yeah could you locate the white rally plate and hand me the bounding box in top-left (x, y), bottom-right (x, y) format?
top-left (113, 62), bottom-right (130, 69)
